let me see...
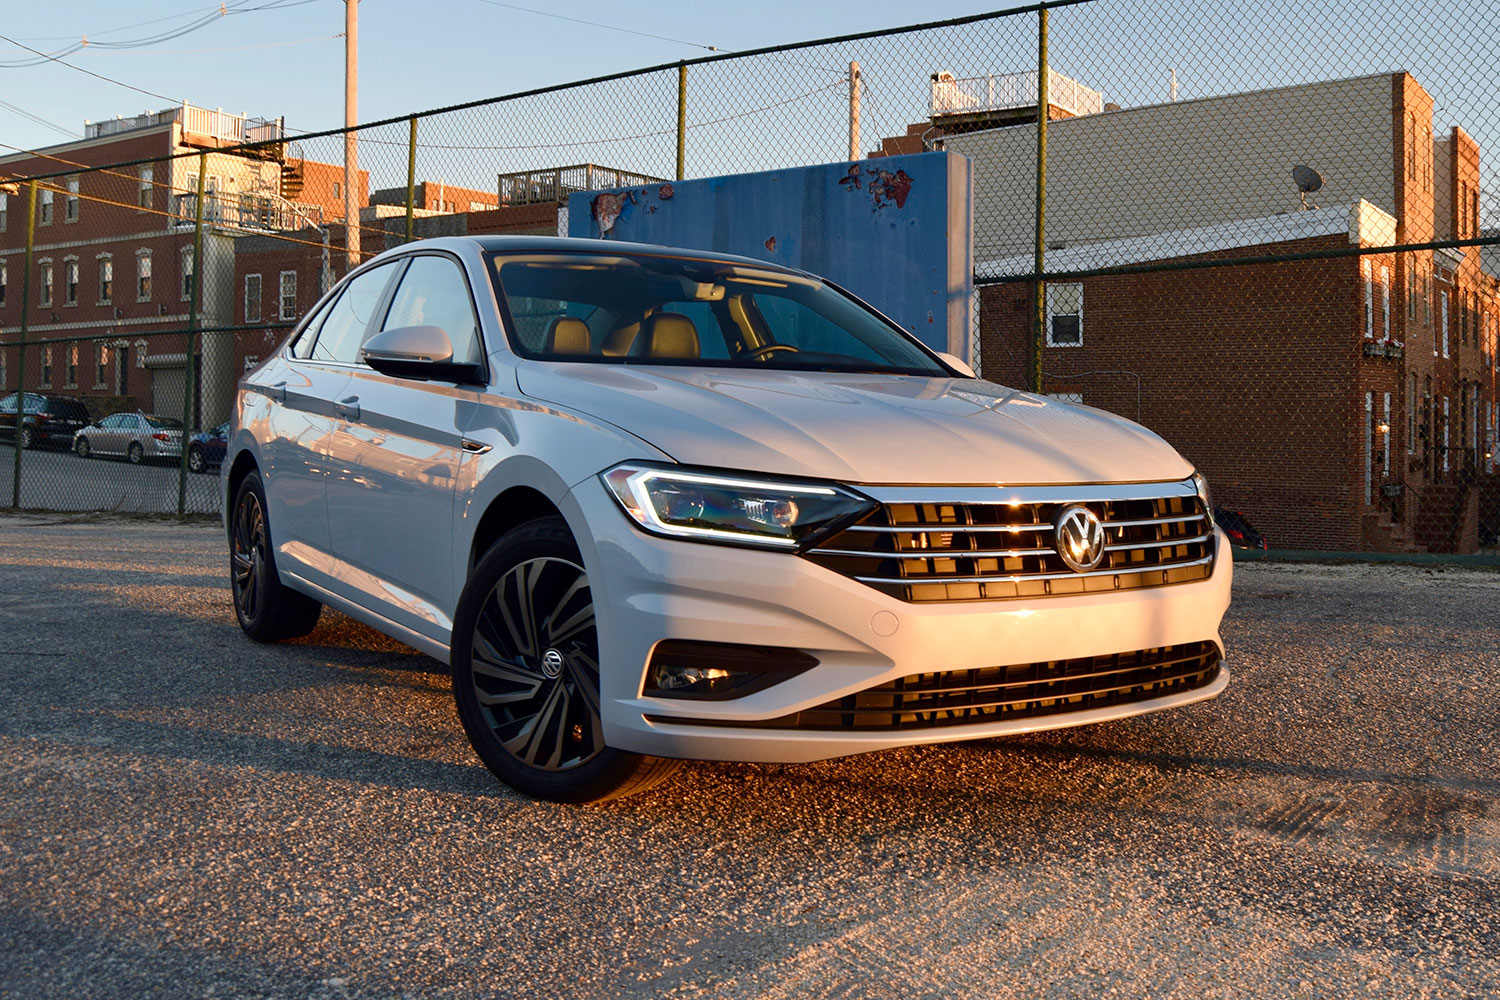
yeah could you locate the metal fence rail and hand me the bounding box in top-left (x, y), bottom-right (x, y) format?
top-left (1, 0), bottom-right (1496, 553)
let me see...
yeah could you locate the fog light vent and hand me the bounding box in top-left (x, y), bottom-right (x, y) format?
top-left (645, 640), bottom-right (818, 700)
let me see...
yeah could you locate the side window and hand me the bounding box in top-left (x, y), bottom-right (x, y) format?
top-left (100, 414), bottom-right (126, 428)
top-left (305, 262), bottom-right (399, 365)
top-left (657, 300), bottom-right (731, 359)
top-left (750, 295), bottom-right (867, 357)
top-left (381, 255), bottom-right (483, 364)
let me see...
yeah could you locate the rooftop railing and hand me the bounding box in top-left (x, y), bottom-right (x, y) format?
top-left (930, 69), bottom-right (1103, 119)
top-left (497, 164), bottom-right (668, 206)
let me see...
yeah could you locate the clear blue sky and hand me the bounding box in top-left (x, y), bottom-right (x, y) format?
top-left (2, 0), bottom-right (1495, 218)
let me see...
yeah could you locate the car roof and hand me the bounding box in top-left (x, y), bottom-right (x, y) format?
top-left (368, 234), bottom-right (818, 279)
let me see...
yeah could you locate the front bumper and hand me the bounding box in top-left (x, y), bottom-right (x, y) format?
top-left (567, 477), bottom-right (1233, 764)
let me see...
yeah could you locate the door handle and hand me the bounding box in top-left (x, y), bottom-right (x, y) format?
top-left (335, 395), bottom-right (361, 421)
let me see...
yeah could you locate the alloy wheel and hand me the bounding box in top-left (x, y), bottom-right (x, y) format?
top-left (469, 556), bottom-right (602, 772)
top-left (231, 489), bottom-right (266, 623)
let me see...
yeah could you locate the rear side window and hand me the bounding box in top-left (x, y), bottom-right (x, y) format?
top-left (381, 255), bottom-right (484, 365)
top-left (303, 262), bottom-right (399, 364)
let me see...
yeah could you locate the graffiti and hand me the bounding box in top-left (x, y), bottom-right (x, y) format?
top-left (869, 169), bottom-right (913, 210)
top-left (591, 191), bottom-right (636, 237)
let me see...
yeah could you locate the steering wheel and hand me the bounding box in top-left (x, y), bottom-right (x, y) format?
top-left (738, 343), bottom-right (800, 361)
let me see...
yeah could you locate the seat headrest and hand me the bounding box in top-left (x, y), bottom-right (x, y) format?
top-left (601, 321), bottom-right (640, 357)
top-left (639, 312), bottom-right (700, 359)
top-left (544, 316), bottom-right (591, 356)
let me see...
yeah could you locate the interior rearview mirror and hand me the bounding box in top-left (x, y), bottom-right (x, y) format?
top-left (935, 352), bottom-right (977, 379)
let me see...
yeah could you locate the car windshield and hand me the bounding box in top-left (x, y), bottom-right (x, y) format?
top-left (487, 251), bottom-right (950, 376)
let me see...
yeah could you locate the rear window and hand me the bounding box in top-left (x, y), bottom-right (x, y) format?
top-left (146, 416), bottom-right (183, 430)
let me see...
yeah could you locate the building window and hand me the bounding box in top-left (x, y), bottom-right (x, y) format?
top-left (1, 191), bottom-right (8, 232)
top-left (332, 181), bottom-right (341, 199)
top-left (0, 349), bottom-right (6, 388)
top-left (1379, 265), bottom-right (1390, 341)
top-left (1045, 283), bottom-right (1082, 347)
top-left (1443, 396), bottom-right (1450, 472)
top-left (1407, 374), bottom-right (1417, 455)
top-left (181, 247), bottom-right (194, 301)
top-left (1440, 290), bottom-right (1449, 357)
top-left (244, 273), bottom-right (262, 323)
top-left (1406, 264), bottom-right (1416, 321)
top-left (39, 260), bottom-right (53, 307)
top-left (63, 258), bottom-right (78, 306)
top-left (64, 176), bottom-right (80, 223)
top-left (40, 346), bottom-right (52, 387)
top-left (278, 270), bottom-right (297, 321)
top-left (96, 344), bottom-right (109, 388)
top-left (0, 259), bottom-right (6, 307)
top-left (98, 256), bottom-right (112, 304)
top-left (1362, 260), bottom-right (1373, 339)
top-left (1382, 392), bottom-right (1391, 476)
top-left (39, 188), bottom-right (53, 226)
top-left (1472, 190), bottom-right (1481, 239)
top-left (137, 251), bottom-right (152, 301)
top-left (139, 166), bottom-right (154, 210)
top-left (65, 343), bottom-right (78, 387)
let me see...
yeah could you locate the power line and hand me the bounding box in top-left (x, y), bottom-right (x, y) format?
top-left (0, 32), bottom-right (179, 104)
top-left (471, 0), bottom-right (726, 52)
top-left (0, 100), bottom-right (79, 140)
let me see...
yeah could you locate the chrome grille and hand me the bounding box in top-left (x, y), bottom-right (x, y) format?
top-left (649, 642), bottom-right (1221, 732)
top-left (804, 481), bottom-right (1215, 603)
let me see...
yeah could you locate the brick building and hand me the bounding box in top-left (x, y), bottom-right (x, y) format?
top-left (370, 180), bottom-right (498, 214)
top-left (0, 103), bottom-right (364, 427)
top-left (896, 69), bottom-right (1498, 552)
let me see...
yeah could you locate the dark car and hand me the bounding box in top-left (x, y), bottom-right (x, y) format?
top-left (1214, 507), bottom-right (1269, 550)
top-left (0, 392), bottom-right (91, 450)
top-left (188, 422), bottom-right (229, 474)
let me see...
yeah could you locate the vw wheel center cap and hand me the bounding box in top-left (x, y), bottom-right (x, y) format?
top-left (541, 648), bottom-right (565, 679)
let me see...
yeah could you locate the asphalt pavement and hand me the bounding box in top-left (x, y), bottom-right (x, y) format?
top-left (0, 515), bottom-right (1496, 999)
top-left (0, 443), bottom-right (220, 515)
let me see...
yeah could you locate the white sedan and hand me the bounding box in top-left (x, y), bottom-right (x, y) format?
top-left (223, 236), bottom-right (1231, 802)
top-left (74, 412), bottom-right (184, 464)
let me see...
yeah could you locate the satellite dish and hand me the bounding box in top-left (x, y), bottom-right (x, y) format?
top-left (1291, 164), bottom-right (1323, 210)
top-left (1292, 165), bottom-right (1323, 193)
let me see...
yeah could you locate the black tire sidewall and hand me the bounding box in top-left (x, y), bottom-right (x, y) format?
top-left (230, 472), bottom-right (276, 636)
top-left (75, 437), bottom-right (89, 458)
top-left (189, 445), bottom-right (204, 473)
top-left (450, 516), bottom-right (641, 803)
top-left (128, 443), bottom-right (143, 464)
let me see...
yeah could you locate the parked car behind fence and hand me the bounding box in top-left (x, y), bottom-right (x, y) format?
top-left (0, 392), bottom-right (91, 450)
top-left (73, 412), bottom-right (185, 465)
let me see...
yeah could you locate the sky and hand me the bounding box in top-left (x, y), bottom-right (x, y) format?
top-left (2, 0), bottom-right (1496, 221)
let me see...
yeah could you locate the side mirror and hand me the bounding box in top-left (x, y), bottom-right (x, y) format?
top-left (935, 351), bottom-right (977, 379)
top-left (361, 325), bottom-right (485, 384)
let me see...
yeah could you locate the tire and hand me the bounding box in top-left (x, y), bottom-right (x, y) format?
top-left (451, 516), bottom-right (681, 803)
top-left (188, 444), bottom-right (206, 474)
top-left (74, 437), bottom-right (90, 459)
top-left (127, 442), bottom-right (144, 465)
top-left (19, 426), bottom-right (35, 450)
top-left (229, 470), bottom-right (323, 642)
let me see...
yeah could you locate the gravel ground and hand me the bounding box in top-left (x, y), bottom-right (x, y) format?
top-left (0, 514), bottom-right (1496, 1000)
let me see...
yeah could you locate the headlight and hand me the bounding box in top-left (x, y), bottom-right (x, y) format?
top-left (1192, 472), bottom-right (1216, 529)
top-left (602, 464), bottom-right (876, 550)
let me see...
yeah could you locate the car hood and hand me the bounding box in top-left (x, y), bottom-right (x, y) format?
top-left (515, 363), bottom-right (1194, 485)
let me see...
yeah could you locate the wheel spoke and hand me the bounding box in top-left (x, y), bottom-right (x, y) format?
top-left (502, 679), bottom-right (568, 769)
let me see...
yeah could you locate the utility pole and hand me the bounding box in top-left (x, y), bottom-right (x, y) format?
top-left (344, 0), bottom-right (360, 269)
top-left (848, 61), bottom-right (862, 162)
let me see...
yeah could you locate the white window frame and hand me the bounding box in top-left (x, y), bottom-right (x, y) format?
top-left (181, 246), bottom-right (194, 302)
top-left (39, 258), bottom-right (53, 307)
top-left (0, 191), bottom-right (7, 232)
top-left (64, 176), bottom-right (79, 223)
top-left (244, 273), bottom-right (262, 324)
top-left (1044, 282), bottom-right (1083, 348)
top-left (96, 343), bottom-right (109, 389)
top-left (1440, 290), bottom-right (1449, 358)
top-left (97, 254), bottom-right (113, 305)
top-left (1382, 392), bottom-right (1391, 477)
top-left (0, 258), bottom-right (7, 308)
top-left (65, 343), bottom-right (78, 388)
top-left (1379, 265), bottom-right (1390, 342)
top-left (278, 270), bottom-right (298, 322)
top-left (1364, 392), bottom-right (1373, 504)
top-left (1362, 259), bottom-right (1373, 339)
top-left (63, 256), bottom-right (79, 307)
top-left (138, 166), bottom-right (153, 210)
top-left (39, 188), bottom-right (53, 226)
top-left (136, 249), bottom-right (152, 302)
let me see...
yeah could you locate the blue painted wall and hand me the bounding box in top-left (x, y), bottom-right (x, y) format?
top-left (566, 151), bottom-right (972, 357)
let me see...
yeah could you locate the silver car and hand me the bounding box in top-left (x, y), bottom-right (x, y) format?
top-left (225, 236), bottom-right (1231, 802)
top-left (74, 411), bottom-right (184, 464)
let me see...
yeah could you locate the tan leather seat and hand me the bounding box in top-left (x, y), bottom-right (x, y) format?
top-left (601, 320), bottom-right (642, 357)
top-left (544, 316), bottom-right (591, 355)
top-left (639, 312), bottom-right (700, 359)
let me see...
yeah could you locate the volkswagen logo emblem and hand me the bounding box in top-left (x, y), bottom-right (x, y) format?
top-left (1054, 505), bottom-right (1106, 572)
top-left (541, 648), bottom-right (565, 679)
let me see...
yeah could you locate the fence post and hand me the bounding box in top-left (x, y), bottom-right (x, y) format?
top-left (10, 180), bottom-right (37, 509)
top-left (176, 154), bottom-right (208, 515)
top-left (1031, 7), bottom-right (1049, 394)
top-left (676, 62), bottom-right (687, 181)
top-left (405, 116), bottom-right (417, 243)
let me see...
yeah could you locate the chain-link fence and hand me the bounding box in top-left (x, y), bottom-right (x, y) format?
top-left (2, 0), bottom-right (1497, 553)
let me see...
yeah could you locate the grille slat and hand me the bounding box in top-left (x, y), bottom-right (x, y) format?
top-left (649, 642), bottom-right (1221, 732)
top-left (804, 482), bottom-right (1215, 603)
